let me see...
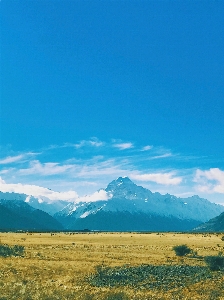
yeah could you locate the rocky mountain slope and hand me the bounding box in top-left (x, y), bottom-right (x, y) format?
top-left (193, 211), bottom-right (224, 232)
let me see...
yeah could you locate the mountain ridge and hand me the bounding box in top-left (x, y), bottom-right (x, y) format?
top-left (1, 177), bottom-right (224, 232)
top-left (54, 177), bottom-right (224, 231)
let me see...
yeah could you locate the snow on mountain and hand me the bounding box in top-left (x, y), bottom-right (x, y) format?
top-left (24, 195), bottom-right (68, 216)
top-left (0, 191), bottom-right (68, 216)
top-left (56, 177), bottom-right (224, 222)
top-left (54, 177), bottom-right (224, 231)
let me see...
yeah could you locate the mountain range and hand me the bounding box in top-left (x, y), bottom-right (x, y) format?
top-left (1, 177), bottom-right (224, 231)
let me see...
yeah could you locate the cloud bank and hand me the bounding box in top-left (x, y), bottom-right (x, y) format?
top-left (131, 172), bottom-right (182, 185)
top-left (194, 168), bottom-right (224, 194)
top-left (0, 177), bottom-right (111, 203)
top-left (0, 177), bottom-right (78, 201)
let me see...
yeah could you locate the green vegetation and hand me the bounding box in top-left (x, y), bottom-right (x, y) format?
top-left (89, 264), bottom-right (221, 291)
top-left (204, 255), bottom-right (224, 271)
top-left (0, 244), bottom-right (25, 257)
top-left (172, 244), bottom-right (191, 257)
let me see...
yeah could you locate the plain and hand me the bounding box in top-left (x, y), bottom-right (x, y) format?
top-left (0, 232), bottom-right (224, 299)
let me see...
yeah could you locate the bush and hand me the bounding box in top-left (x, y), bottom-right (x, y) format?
top-left (221, 236), bottom-right (224, 241)
top-left (204, 255), bottom-right (224, 271)
top-left (0, 244), bottom-right (25, 257)
top-left (172, 244), bottom-right (191, 257)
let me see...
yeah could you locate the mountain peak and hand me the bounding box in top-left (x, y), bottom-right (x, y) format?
top-left (115, 176), bottom-right (133, 184)
top-left (105, 177), bottom-right (135, 193)
top-left (105, 176), bottom-right (152, 201)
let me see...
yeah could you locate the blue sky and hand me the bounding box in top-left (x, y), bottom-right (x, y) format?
top-left (1, 1), bottom-right (224, 204)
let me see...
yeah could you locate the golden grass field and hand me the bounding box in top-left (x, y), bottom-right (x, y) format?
top-left (0, 232), bottom-right (224, 299)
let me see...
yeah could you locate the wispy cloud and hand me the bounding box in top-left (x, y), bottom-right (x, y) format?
top-left (19, 160), bottom-right (74, 176)
top-left (131, 172), bottom-right (182, 185)
top-left (0, 154), bottom-right (26, 164)
top-left (0, 151), bottom-right (40, 165)
top-left (74, 137), bottom-right (104, 149)
top-left (149, 153), bottom-right (173, 160)
top-left (76, 159), bottom-right (129, 178)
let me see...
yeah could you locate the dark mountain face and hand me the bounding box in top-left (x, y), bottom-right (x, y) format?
top-left (193, 212), bottom-right (224, 232)
top-left (56, 210), bottom-right (201, 232)
top-left (0, 199), bottom-right (63, 231)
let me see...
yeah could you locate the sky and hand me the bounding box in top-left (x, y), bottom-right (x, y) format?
top-left (1, 1), bottom-right (224, 204)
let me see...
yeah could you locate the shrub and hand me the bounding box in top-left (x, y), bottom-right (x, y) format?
top-left (204, 255), bottom-right (224, 271)
top-left (172, 244), bottom-right (191, 257)
top-left (0, 244), bottom-right (25, 257)
top-left (221, 236), bottom-right (224, 241)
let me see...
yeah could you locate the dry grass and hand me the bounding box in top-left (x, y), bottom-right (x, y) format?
top-left (0, 232), bottom-right (224, 299)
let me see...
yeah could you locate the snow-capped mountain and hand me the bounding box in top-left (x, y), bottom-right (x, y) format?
top-left (1, 177), bottom-right (224, 231)
top-left (54, 177), bottom-right (224, 231)
top-left (0, 191), bottom-right (68, 216)
top-left (24, 195), bottom-right (68, 216)
top-left (104, 177), bottom-right (223, 221)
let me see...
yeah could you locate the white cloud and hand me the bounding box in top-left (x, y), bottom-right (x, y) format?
top-left (131, 172), bottom-right (182, 185)
top-left (141, 145), bottom-right (153, 151)
top-left (194, 168), bottom-right (224, 194)
top-left (0, 177), bottom-right (111, 203)
top-left (0, 155), bottom-right (25, 164)
top-left (113, 142), bottom-right (134, 150)
top-left (0, 177), bottom-right (78, 201)
top-left (75, 190), bottom-right (111, 203)
top-left (19, 160), bottom-right (74, 176)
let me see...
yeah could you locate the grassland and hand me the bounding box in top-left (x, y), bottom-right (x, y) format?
top-left (0, 232), bottom-right (224, 299)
